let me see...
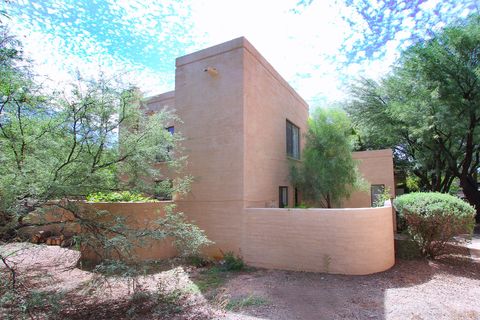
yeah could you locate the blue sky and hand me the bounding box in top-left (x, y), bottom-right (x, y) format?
top-left (4, 0), bottom-right (478, 106)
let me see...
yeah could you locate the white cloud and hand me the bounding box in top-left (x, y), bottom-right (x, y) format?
top-left (8, 0), bottom-right (470, 108)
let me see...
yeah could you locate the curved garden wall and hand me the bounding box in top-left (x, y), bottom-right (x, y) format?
top-left (242, 205), bottom-right (395, 275)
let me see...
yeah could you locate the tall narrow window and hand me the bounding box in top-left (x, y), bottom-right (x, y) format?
top-left (279, 186), bottom-right (288, 208)
top-left (294, 188), bottom-right (299, 207)
top-left (371, 184), bottom-right (385, 206)
top-left (286, 120), bottom-right (300, 159)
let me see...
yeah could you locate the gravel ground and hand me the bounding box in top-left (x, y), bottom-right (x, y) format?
top-left (220, 256), bottom-right (480, 320)
top-left (1, 243), bottom-right (479, 320)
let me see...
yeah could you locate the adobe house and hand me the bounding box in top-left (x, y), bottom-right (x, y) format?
top-left (143, 37), bottom-right (395, 273)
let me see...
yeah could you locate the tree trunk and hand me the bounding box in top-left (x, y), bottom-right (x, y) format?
top-left (460, 175), bottom-right (480, 223)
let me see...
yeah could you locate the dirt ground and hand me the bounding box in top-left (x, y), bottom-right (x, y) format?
top-left (221, 257), bottom-right (480, 320)
top-left (1, 243), bottom-right (480, 320)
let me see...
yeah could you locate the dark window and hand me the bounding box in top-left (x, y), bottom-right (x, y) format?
top-left (279, 186), bottom-right (288, 208)
top-left (294, 188), bottom-right (299, 207)
top-left (371, 184), bottom-right (385, 206)
top-left (286, 120), bottom-right (300, 159)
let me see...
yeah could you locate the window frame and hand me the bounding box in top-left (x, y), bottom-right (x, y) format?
top-left (279, 186), bottom-right (288, 208)
top-left (286, 120), bottom-right (300, 160)
top-left (371, 184), bottom-right (385, 206)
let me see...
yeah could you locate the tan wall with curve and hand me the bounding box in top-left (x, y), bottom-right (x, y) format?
top-left (242, 205), bottom-right (395, 275)
top-left (139, 37), bottom-right (396, 273)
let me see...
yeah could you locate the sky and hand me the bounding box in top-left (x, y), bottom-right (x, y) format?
top-left (3, 0), bottom-right (479, 107)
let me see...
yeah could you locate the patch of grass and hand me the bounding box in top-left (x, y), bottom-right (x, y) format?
top-left (194, 266), bottom-right (227, 293)
top-left (226, 295), bottom-right (269, 311)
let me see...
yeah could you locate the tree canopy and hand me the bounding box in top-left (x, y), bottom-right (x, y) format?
top-left (0, 24), bottom-right (209, 266)
top-left (347, 14), bottom-right (480, 219)
top-left (291, 108), bottom-right (362, 208)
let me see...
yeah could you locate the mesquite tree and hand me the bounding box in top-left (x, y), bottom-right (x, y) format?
top-left (348, 15), bottom-right (480, 221)
top-left (0, 25), bottom-right (210, 291)
top-left (290, 108), bottom-right (363, 208)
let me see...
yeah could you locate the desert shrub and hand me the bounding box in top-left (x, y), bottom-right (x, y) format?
top-left (157, 205), bottom-right (213, 257)
top-left (86, 191), bottom-right (157, 203)
top-left (187, 255), bottom-right (211, 268)
top-left (221, 251), bottom-right (245, 271)
top-left (393, 192), bottom-right (476, 258)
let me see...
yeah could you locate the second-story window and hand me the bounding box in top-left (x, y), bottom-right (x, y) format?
top-left (286, 120), bottom-right (300, 159)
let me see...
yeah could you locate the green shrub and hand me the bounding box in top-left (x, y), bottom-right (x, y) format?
top-left (86, 191), bottom-right (157, 202)
top-left (186, 255), bottom-right (211, 268)
top-left (221, 251), bottom-right (245, 271)
top-left (393, 192), bottom-right (476, 258)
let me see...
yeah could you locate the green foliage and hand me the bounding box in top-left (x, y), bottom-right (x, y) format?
top-left (294, 202), bottom-right (311, 209)
top-left (291, 107), bottom-right (364, 208)
top-left (0, 285), bottom-right (62, 320)
top-left (157, 205), bottom-right (213, 257)
top-left (221, 251), bottom-right (245, 271)
top-left (0, 26), bottom-right (193, 237)
top-left (406, 175), bottom-right (420, 192)
top-left (393, 192), bottom-right (476, 258)
top-left (186, 255), bottom-right (211, 268)
top-left (0, 28), bottom-right (212, 307)
top-left (347, 15), bottom-right (480, 216)
top-left (194, 267), bottom-right (227, 293)
top-left (373, 187), bottom-right (392, 207)
top-left (86, 191), bottom-right (157, 202)
top-left (226, 295), bottom-right (269, 311)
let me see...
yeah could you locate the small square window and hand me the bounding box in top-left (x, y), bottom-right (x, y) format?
top-left (371, 184), bottom-right (385, 206)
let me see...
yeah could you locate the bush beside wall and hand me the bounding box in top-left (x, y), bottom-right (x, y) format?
top-left (393, 192), bottom-right (476, 258)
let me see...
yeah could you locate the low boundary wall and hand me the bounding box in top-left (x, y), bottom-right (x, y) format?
top-left (242, 205), bottom-right (395, 275)
top-left (24, 202), bottom-right (177, 262)
top-left (82, 202), bottom-right (177, 262)
top-left (26, 201), bottom-right (395, 275)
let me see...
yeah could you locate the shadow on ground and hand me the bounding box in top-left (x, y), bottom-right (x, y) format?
top-left (218, 253), bottom-right (480, 320)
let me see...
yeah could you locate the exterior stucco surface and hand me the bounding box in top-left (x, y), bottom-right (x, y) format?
top-left (243, 205), bottom-right (395, 275)
top-left (243, 39), bottom-right (308, 208)
top-left (140, 37), bottom-right (396, 274)
top-left (342, 149), bottom-right (395, 208)
top-left (81, 202), bottom-right (177, 262)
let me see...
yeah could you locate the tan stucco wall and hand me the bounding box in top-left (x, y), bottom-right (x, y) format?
top-left (342, 149), bottom-right (395, 208)
top-left (147, 38), bottom-right (247, 255)
top-left (144, 90), bottom-right (175, 114)
top-left (243, 38), bottom-right (309, 208)
top-left (243, 205), bottom-right (395, 275)
top-left (82, 202), bottom-right (177, 262)
top-left (141, 38), bottom-right (396, 272)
